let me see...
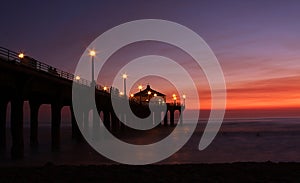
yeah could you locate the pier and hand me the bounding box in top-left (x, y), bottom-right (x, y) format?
top-left (0, 46), bottom-right (184, 159)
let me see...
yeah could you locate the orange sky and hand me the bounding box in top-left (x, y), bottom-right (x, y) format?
top-left (225, 75), bottom-right (300, 109)
top-left (185, 75), bottom-right (300, 110)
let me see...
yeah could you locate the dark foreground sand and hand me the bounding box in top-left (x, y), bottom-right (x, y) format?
top-left (0, 162), bottom-right (299, 183)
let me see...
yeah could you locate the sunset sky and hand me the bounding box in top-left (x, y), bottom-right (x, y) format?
top-left (1, 1), bottom-right (300, 115)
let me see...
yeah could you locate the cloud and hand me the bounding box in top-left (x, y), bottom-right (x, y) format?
top-left (226, 75), bottom-right (300, 109)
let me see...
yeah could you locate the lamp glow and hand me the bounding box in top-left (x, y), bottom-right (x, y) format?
top-left (122, 73), bottom-right (128, 79)
top-left (89, 50), bottom-right (96, 57)
top-left (18, 53), bottom-right (24, 59)
top-left (138, 85), bottom-right (143, 90)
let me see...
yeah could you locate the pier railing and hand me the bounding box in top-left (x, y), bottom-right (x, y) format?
top-left (0, 46), bottom-right (108, 91)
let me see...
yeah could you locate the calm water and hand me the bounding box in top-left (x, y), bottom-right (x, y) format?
top-left (1, 118), bottom-right (300, 166)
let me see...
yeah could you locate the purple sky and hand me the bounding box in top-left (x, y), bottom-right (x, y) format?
top-left (1, 0), bottom-right (300, 110)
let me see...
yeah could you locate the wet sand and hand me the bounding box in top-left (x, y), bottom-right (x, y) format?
top-left (0, 162), bottom-right (299, 182)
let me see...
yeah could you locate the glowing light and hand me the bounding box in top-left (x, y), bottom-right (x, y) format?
top-left (122, 74), bottom-right (128, 79)
top-left (89, 50), bottom-right (96, 57)
top-left (148, 91), bottom-right (151, 95)
top-left (130, 94), bottom-right (134, 97)
top-left (183, 94), bottom-right (186, 99)
top-left (18, 53), bottom-right (24, 59)
top-left (138, 85), bottom-right (143, 90)
top-left (75, 76), bottom-right (80, 80)
top-left (119, 92), bottom-right (124, 96)
top-left (103, 86), bottom-right (107, 91)
top-left (154, 93), bottom-right (157, 97)
top-left (172, 94), bottom-right (176, 98)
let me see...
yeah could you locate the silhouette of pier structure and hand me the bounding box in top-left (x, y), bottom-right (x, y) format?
top-left (0, 46), bottom-right (184, 159)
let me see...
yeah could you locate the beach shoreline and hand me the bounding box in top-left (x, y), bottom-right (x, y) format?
top-left (1, 118), bottom-right (300, 166)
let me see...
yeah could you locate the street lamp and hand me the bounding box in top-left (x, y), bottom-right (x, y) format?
top-left (158, 98), bottom-right (161, 105)
top-left (18, 53), bottom-right (24, 59)
top-left (103, 86), bottom-right (108, 92)
top-left (75, 75), bottom-right (80, 81)
top-left (183, 94), bottom-right (186, 106)
top-left (89, 50), bottom-right (96, 86)
top-left (138, 85), bottom-right (142, 104)
top-left (148, 91), bottom-right (151, 101)
top-left (173, 96), bottom-right (177, 105)
top-left (122, 73), bottom-right (127, 97)
top-left (138, 85), bottom-right (143, 90)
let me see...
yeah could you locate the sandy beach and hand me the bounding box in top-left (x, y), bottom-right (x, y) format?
top-left (0, 162), bottom-right (299, 182)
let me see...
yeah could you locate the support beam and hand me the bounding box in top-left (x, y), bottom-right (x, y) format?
top-left (111, 112), bottom-right (118, 132)
top-left (179, 110), bottom-right (183, 125)
top-left (71, 107), bottom-right (82, 141)
top-left (92, 109), bottom-right (100, 140)
top-left (51, 103), bottom-right (61, 151)
top-left (164, 111), bottom-right (168, 126)
top-left (83, 110), bottom-right (89, 131)
top-left (170, 110), bottom-right (175, 126)
top-left (10, 97), bottom-right (24, 159)
top-left (0, 101), bottom-right (8, 153)
top-left (103, 111), bottom-right (111, 131)
top-left (120, 113), bottom-right (125, 131)
top-left (29, 101), bottom-right (40, 147)
top-left (154, 111), bottom-right (161, 127)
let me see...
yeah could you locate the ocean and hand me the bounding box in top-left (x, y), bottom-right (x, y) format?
top-left (1, 117), bottom-right (300, 166)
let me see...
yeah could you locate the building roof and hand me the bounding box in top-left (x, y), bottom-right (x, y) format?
top-left (133, 84), bottom-right (165, 97)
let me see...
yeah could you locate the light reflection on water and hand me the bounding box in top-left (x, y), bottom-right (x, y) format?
top-left (1, 117), bottom-right (300, 166)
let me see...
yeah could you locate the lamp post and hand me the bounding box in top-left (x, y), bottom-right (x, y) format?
top-left (122, 74), bottom-right (127, 97)
top-left (89, 50), bottom-right (96, 87)
top-left (172, 94), bottom-right (176, 105)
top-left (173, 96), bottom-right (177, 105)
top-left (138, 85), bottom-right (142, 104)
top-left (148, 91), bottom-right (151, 102)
